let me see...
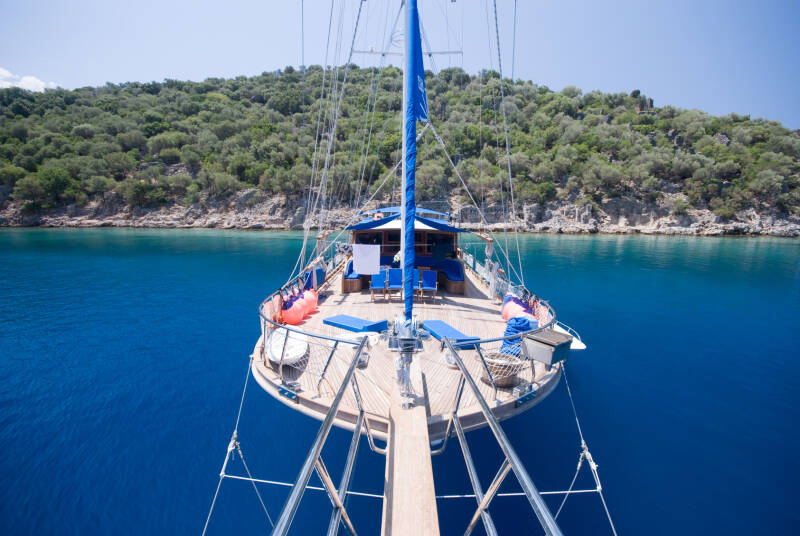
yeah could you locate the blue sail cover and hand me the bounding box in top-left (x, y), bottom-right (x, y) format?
top-left (404, 0), bottom-right (429, 320)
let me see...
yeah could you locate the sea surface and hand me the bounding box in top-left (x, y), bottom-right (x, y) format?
top-left (0, 228), bottom-right (798, 535)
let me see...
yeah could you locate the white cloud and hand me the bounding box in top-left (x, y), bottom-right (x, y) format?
top-left (0, 67), bottom-right (57, 92)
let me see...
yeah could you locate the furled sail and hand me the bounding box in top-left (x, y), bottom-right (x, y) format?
top-left (403, 0), bottom-right (429, 320)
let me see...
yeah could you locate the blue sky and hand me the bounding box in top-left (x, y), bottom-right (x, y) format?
top-left (2, 0), bottom-right (798, 128)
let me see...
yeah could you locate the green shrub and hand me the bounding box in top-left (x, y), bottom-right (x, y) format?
top-left (159, 147), bottom-right (181, 165)
top-left (672, 198), bottom-right (690, 216)
top-left (118, 179), bottom-right (167, 208)
top-left (83, 175), bottom-right (117, 195)
top-left (71, 124), bottom-right (96, 139)
top-left (207, 172), bottom-right (241, 198)
top-left (0, 165), bottom-right (27, 187)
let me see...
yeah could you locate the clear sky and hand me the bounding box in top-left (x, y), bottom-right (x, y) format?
top-left (2, 0), bottom-right (798, 128)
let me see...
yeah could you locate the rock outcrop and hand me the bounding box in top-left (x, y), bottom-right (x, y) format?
top-left (1, 189), bottom-right (798, 237)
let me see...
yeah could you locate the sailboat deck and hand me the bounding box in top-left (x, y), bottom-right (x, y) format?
top-left (252, 266), bottom-right (562, 440)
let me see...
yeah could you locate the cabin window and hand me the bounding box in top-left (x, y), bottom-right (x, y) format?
top-left (355, 232), bottom-right (382, 245)
top-left (415, 231), bottom-right (428, 255)
top-left (429, 233), bottom-right (455, 259)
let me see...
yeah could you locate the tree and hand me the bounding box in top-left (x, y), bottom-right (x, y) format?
top-left (105, 152), bottom-right (136, 179)
top-left (749, 170), bottom-right (783, 203)
top-left (0, 165), bottom-right (27, 187)
top-left (71, 124), bottom-right (96, 139)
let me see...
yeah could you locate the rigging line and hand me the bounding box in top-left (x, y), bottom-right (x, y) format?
top-left (436, 489), bottom-right (599, 500)
top-left (222, 474), bottom-right (384, 499)
top-left (562, 363), bottom-right (585, 443)
top-left (315, 0), bottom-right (365, 235)
top-left (354, 0), bottom-right (403, 208)
top-left (492, 0), bottom-right (525, 286)
top-left (563, 365), bottom-right (618, 536)
top-left (362, 68), bottom-right (402, 201)
top-left (220, 473), bottom-right (598, 501)
top-left (233, 356), bottom-right (252, 433)
top-left (236, 444), bottom-right (275, 529)
top-left (428, 122), bottom-right (522, 283)
top-left (435, 0), bottom-right (463, 53)
top-left (481, 0), bottom-right (512, 282)
top-left (314, 125), bottom-right (428, 262)
top-left (554, 450), bottom-right (585, 519)
top-left (511, 0), bottom-right (517, 81)
top-left (202, 356), bottom-right (254, 535)
top-left (290, 0), bottom-right (360, 285)
top-left (427, 122), bottom-right (524, 284)
top-left (419, 18), bottom-right (438, 74)
top-left (201, 474), bottom-right (224, 536)
top-left (293, 0), bottom-right (337, 283)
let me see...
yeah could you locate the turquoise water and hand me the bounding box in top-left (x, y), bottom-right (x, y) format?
top-left (0, 229), bottom-right (798, 534)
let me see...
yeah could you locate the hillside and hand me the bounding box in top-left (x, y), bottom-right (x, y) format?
top-left (1, 66), bottom-right (798, 235)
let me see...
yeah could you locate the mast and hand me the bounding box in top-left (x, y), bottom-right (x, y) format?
top-left (401, 0), bottom-right (428, 321)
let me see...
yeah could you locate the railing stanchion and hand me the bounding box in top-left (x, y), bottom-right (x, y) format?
top-left (445, 339), bottom-right (564, 536)
top-left (271, 337), bottom-right (368, 536)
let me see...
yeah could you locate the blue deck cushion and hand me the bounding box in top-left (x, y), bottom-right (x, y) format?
top-left (387, 268), bottom-right (403, 290)
top-left (304, 266), bottom-right (326, 289)
top-left (420, 270), bottom-right (437, 291)
top-left (414, 256), bottom-right (464, 282)
top-left (413, 269), bottom-right (420, 288)
top-left (369, 269), bottom-right (387, 290)
top-left (423, 320), bottom-right (479, 348)
top-left (323, 314), bottom-right (388, 333)
top-left (344, 260), bottom-right (360, 280)
top-left (346, 257), bottom-right (400, 281)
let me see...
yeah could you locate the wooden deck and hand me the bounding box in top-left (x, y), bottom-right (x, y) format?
top-left (381, 361), bottom-right (439, 536)
top-left (251, 265), bottom-right (562, 441)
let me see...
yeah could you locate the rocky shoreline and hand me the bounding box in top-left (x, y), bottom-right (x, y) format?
top-left (1, 188), bottom-right (798, 237)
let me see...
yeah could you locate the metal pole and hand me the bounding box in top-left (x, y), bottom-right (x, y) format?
top-left (445, 340), bottom-right (564, 536)
top-left (326, 412), bottom-right (364, 536)
top-left (315, 458), bottom-right (358, 536)
top-left (271, 337), bottom-right (368, 536)
top-left (453, 416), bottom-right (498, 536)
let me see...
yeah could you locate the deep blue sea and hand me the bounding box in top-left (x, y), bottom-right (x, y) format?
top-left (1, 228), bottom-right (798, 535)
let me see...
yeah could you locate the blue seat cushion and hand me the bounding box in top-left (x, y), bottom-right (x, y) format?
top-left (323, 314), bottom-right (388, 333)
top-left (423, 320), bottom-right (479, 348)
top-left (369, 270), bottom-right (386, 289)
top-left (344, 260), bottom-right (360, 280)
top-left (414, 256), bottom-right (464, 282)
top-left (420, 270), bottom-right (437, 290)
top-left (387, 268), bottom-right (403, 289)
top-left (304, 267), bottom-right (326, 289)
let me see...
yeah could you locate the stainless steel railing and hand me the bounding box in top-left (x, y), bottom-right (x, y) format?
top-left (443, 337), bottom-right (564, 536)
top-left (271, 337), bottom-right (368, 536)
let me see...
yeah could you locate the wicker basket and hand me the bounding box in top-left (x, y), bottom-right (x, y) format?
top-left (480, 352), bottom-right (524, 388)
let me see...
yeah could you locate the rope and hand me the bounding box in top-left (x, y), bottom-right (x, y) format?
top-left (427, 122), bottom-right (524, 285)
top-left (287, 0), bottom-right (365, 287)
top-left (236, 443), bottom-right (274, 528)
top-left (563, 365), bottom-right (618, 535)
top-left (511, 0), bottom-right (517, 81)
top-left (201, 357), bottom-right (256, 535)
top-left (491, 0), bottom-right (525, 287)
top-left (554, 450), bottom-right (585, 519)
top-left (290, 0), bottom-right (337, 285)
top-left (220, 473), bottom-right (598, 501)
top-left (222, 473), bottom-right (384, 499)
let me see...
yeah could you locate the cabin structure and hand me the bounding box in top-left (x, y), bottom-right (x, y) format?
top-left (342, 206), bottom-right (467, 295)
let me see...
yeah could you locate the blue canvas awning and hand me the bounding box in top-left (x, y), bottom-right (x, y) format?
top-left (347, 214), bottom-right (467, 233)
top-left (359, 206), bottom-right (451, 218)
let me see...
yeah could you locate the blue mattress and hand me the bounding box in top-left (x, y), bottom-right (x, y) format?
top-left (323, 314), bottom-right (388, 333)
top-left (423, 319), bottom-right (479, 348)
